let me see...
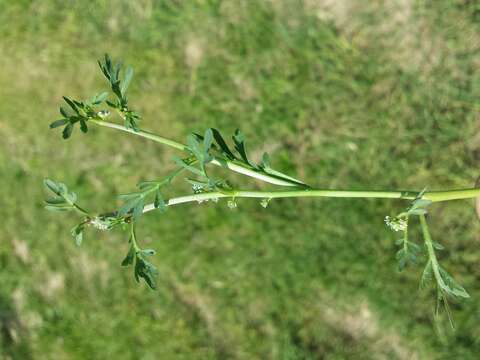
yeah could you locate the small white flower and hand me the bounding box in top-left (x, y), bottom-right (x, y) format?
top-left (192, 184), bottom-right (204, 194)
top-left (227, 200), bottom-right (237, 209)
top-left (384, 216), bottom-right (407, 232)
top-left (97, 110), bottom-right (110, 119)
top-left (90, 217), bottom-right (111, 231)
top-left (260, 198), bottom-right (271, 208)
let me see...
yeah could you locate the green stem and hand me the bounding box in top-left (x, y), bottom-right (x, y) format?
top-left (130, 222), bottom-right (140, 252)
top-left (420, 215), bottom-right (441, 280)
top-left (90, 120), bottom-right (480, 203)
top-left (140, 187), bottom-right (480, 214)
top-left (91, 119), bottom-right (187, 151)
top-left (90, 119), bottom-right (305, 187)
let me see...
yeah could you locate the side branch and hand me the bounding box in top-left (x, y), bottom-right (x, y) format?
top-left (90, 119), bottom-right (305, 187)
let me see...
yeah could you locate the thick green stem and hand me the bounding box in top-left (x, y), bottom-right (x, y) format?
top-left (90, 119), bottom-right (305, 187)
top-left (90, 120), bottom-right (480, 205)
top-left (140, 188), bottom-right (480, 214)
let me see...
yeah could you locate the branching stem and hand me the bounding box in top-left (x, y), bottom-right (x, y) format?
top-left (90, 119), bottom-right (306, 187)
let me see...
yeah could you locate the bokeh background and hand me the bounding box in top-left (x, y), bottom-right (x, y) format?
top-left (1, 0), bottom-right (479, 358)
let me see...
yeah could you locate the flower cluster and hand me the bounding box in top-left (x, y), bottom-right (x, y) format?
top-left (384, 216), bottom-right (407, 232)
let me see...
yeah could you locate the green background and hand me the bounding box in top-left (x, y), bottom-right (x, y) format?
top-left (1, 0), bottom-right (479, 358)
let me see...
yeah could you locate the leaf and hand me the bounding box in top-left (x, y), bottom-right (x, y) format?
top-left (63, 96), bottom-right (79, 114)
top-left (62, 123), bottom-right (74, 139)
top-left (396, 248), bottom-right (407, 271)
top-left (232, 129), bottom-right (254, 167)
top-left (154, 189), bottom-right (167, 212)
top-left (118, 196), bottom-right (142, 217)
top-left (134, 255), bottom-right (158, 290)
top-left (106, 100), bottom-right (118, 108)
top-left (261, 152), bottom-right (271, 169)
top-left (71, 224), bottom-right (84, 246)
top-left (173, 156), bottom-right (206, 177)
top-left (79, 119), bottom-right (88, 133)
top-left (262, 166), bottom-right (307, 187)
top-left (211, 128), bottom-right (236, 159)
top-left (44, 204), bottom-right (74, 212)
top-left (203, 128), bottom-right (213, 153)
top-left (438, 267), bottom-right (470, 298)
top-left (44, 197), bottom-right (67, 205)
top-left (44, 179), bottom-right (60, 195)
top-left (420, 260), bottom-right (433, 288)
top-left (140, 249), bottom-right (156, 256)
top-left (187, 135), bottom-right (203, 158)
top-left (137, 181), bottom-right (158, 190)
top-left (93, 91), bottom-right (109, 105)
top-left (49, 119), bottom-right (68, 128)
top-left (132, 198), bottom-right (144, 220)
top-left (121, 245), bottom-right (135, 267)
top-left (121, 66), bottom-right (133, 96)
top-left (59, 106), bottom-right (70, 117)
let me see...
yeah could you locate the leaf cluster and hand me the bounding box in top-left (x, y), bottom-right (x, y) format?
top-left (49, 94), bottom-right (108, 139)
top-left (98, 54), bottom-right (140, 131)
top-left (192, 128), bottom-right (307, 187)
top-left (44, 179), bottom-right (83, 212)
top-left (395, 235), bottom-right (421, 271)
top-left (121, 225), bottom-right (158, 290)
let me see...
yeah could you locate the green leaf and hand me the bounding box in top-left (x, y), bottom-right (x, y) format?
top-left (262, 166), bottom-right (306, 187)
top-left (44, 204), bottom-right (74, 212)
top-left (79, 119), bottom-right (88, 133)
top-left (71, 224), bottom-right (84, 246)
top-left (154, 189), bottom-right (166, 212)
top-left (92, 92), bottom-right (109, 105)
top-left (438, 267), bottom-right (470, 298)
top-left (211, 128), bottom-right (236, 159)
top-left (420, 260), bottom-right (433, 288)
top-left (134, 255), bottom-right (158, 290)
top-left (203, 128), bottom-right (213, 153)
top-left (59, 106), bottom-right (70, 117)
top-left (44, 179), bottom-right (60, 195)
top-left (63, 96), bottom-right (79, 114)
top-left (44, 197), bottom-right (67, 205)
top-left (232, 129), bottom-right (254, 168)
top-left (121, 245), bottom-right (135, 267)
top-left (106, 100), bottom-right (118, 108)
top-left (118, 196), bottom-right (142, 217)
top-left (137, 181), bottom-right (158, 190)
top-left (49, 119), bottom-right (68, 128)
top-left (121, 66), bottom-right (133, 96)
top-left (173, 156), bottom-right (206, 177)
top-left (132, 199), bottom-right (145, 220)
top-left (140, 249), bottom-right (156, 256)
top-left (261, 152), bottom-right (271, 169)
top-left (62, 123), bottom-right (74, 139)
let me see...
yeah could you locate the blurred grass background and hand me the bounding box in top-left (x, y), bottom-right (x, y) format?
top-left (0, 0), bottom-right (479, 358)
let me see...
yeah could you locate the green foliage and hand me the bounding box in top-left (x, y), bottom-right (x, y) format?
top-left (121, 224), bottom-right (158, 290)
top-left (45, 52), bottom-right (475, 328)
top-left (49, 94), bottom-right (109, 139)
top-left (4, 0), bottom-right (478, 357)
top-left (98, 54), bottom-right (140, 131)
top-left (43, 179), bottom-right (85, 213)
